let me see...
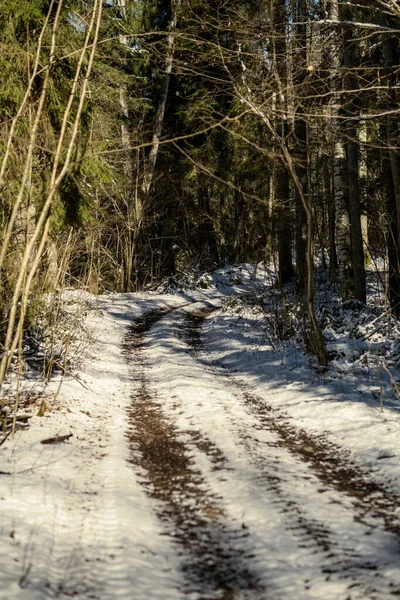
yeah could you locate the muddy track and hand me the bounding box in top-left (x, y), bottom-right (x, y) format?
top-left (123, 308), bottom-right (265, 600)
top-left (184, 310), bottom-right (400, 542)
top-left (122, 304), bottom-right (400, 598)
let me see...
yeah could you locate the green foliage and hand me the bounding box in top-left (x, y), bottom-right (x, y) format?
top-left (80, 155), bottom-right (115, 185)
top-left (0, 0), bottom-right (43, 43)
top-left (0, 44), bottom-right (29, 116)
top-left (58, 174), bottom-right (87, 227)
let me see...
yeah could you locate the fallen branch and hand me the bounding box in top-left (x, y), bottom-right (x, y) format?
top-left (40, 433), bottom-right (73, 445)
top-left (0, 430), bottom-right (12, 448)
top-left (4, 415), bottom-right (32, 424)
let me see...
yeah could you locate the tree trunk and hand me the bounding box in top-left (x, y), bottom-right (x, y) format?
top-left (358, 122), bottom-right (370, 263)
top-left (382, 134), bottom-right (400, 314)
top-left (274, 0), bottom-right (294, 284)
top-left (342, 3), bottom-right (366, 303)
top-left (197, 175), bottom-right (219, 266)
top-left (327, 0), bottom-right (354, 301)
top-left (276, 160), bottom-right (294, 283)
top-left (381, 11), bottom-right (400, 314)
top-left (326, 158), bottom-right (338, 277)
top-left (121, 0), bottom-right (181, 290)
top-left (141, 0), bottom-right (181, 201)
top-left (293, 0), bottom-right (308, 291)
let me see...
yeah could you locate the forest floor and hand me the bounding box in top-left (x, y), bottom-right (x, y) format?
top-left (1, 265), bottom-right (400, 599)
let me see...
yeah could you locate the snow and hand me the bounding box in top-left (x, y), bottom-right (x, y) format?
top-left (147, 302), bottom-right (400, 598)
top-left (0, 293), bottom-right (187, 600)
top-left (0, 266), bottom-right (400, 599)
top-left (202, 281), bottom-right (400, 490)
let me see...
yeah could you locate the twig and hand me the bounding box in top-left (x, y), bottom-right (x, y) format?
top-left (382, 361), bottom-right (400, 399)
top-left (41, 433), bottom-right (73, 445)
top-left (0, 430), bottom-right (12, 448)
top-left (377, 363), bottom-right (384, 412)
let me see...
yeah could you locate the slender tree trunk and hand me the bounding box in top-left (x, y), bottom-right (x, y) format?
top-left (274, 0), bottom-right (294, 284)
top-left (224, 7), bottom-right (326, 366)
top-left (358, 122), bottom-right (370, 263)
top-left (326, 0), bottom-right (354, 300)
top-left (141, 0), bottom-right (181, 201)
top-left (386, 119), bottom-right (400, 314)
top-left (381, 11), bottom-right (400, 314)
top-left (293, 0), bottom-right (308, 291)
top-left (342, 3), bottom-right (366, 303)
top-left (325, 157), bottom-right (338, 277)
top-left (119, 85), bottom-right (135, 291)
top-left (120, 0), bottom-right (181, 289)
top-left (382, 129), bottom-right (400, 314)
top-left (0, 0), bottom-right (63, 276)
top-left (197, 174), bottom-right (219, 265)
top-left (0, 0), bottom-right (104, 389)
top-left (276, 160), bottom-right (294, 283)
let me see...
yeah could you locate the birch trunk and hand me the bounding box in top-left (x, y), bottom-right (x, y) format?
top-left (0, 0), bottom-right (104, 388)
top-left (358, 122), bottom-right (369, 263)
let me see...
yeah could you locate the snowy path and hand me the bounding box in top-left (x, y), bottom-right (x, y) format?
top-left (1, 286), bottom-right (400, 599)
top-left (129, 302), bottom-right (400, 599)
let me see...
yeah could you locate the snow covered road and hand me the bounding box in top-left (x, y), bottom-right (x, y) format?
top-left (1, 278), bottom-right (400, 599)
top-left (129, 301), bottom-right (400, 599)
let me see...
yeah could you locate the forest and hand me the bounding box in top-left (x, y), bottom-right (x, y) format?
top-left (1, 0), bottom-right (400, 380)
top-left (3, 3), bottom-right (400, 598)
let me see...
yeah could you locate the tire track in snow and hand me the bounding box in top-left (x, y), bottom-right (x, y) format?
top-left (182, 308), bottom-right (400, 598)
top-left (13, 453), bottom-right (113, 600)
top-left (187, 310), bottom-right (400, 535)
top-left (124, 307), bottom-right (266, 600)
top-left (142, 304), bottom-right (394, 598)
